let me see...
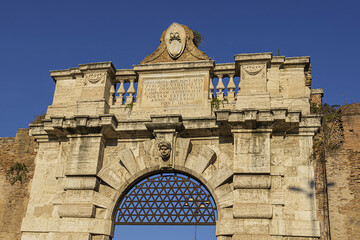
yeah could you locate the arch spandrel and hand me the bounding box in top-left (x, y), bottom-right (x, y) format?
top-left (97, 138), bottom-right (234, 224)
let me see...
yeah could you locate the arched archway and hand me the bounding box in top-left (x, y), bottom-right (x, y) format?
top-left (112, 170), bottom-right (218, 239)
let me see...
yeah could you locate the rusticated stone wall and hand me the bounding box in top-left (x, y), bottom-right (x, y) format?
top-left (0, 129), bottom-right (37, 240)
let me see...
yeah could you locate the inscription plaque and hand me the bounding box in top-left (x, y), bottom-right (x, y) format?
top-left (140, 77), bottom-right (204, 108)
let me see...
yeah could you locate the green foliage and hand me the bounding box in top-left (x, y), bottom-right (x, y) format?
top-left (125, 102), bottom-right (134, 113)
top-left (192, 30), bottom-right (203, 47)
top-left (31, 113), bottom-right (46, 124)
top-left (6, 162), bottom-right (29, 185)
top-left (312, 103), bottom-right (342, 162)
top-left (211, 97), bottom-right (228, 110)
top-left (311, 103), bottom-right (340, 120)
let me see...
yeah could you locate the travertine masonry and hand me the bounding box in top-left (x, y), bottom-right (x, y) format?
top-left (17, 23), bottom-right (325, 240)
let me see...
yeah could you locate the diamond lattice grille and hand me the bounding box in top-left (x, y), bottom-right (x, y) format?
top-left (114, 173), bottom-right (217, 225)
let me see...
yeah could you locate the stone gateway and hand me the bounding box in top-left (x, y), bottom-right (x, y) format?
top-left (20, 23), bottom-right (323, 239)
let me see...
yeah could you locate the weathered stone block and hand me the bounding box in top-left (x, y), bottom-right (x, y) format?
top-left (33, 205), bottom-right (53, 218)
top-left (234, 189), bottom-right (269, 204)
top-left (119, 148), bottom-right (138, 175)
top-left (65, 136), bottom-right (104, 175)
top-left (215, 184), bottom-right (234, 208)
top-left (97, 163), bottom-right (129, 190)
top-left (233, 132), bottom-right (270, 174)
top-left (270, 189), bottom-right (285, 205)
top-left (58, 203), bottom-right (95, 218)
top-left (185, 145), bottom-right (215, 174)
top-left (64, 177), bottom-right (99, 190)
top-left (55, 190), bottom-right (113, 209)
top-left (175, 137), bottom-right (191, 166)
top-left (21, 232), bottom-right (49, 240)
top-left (209, 165), bottom-right (233, 189)
top-left (270, 219), bottom-right (285, 236)
top-left (234, 175), bottom-right (271, 189)
top-left (233, 203), bottom-right (272, 219)
top-left (21, 217), bottom-right (113, 235)
top-left (216, 219), bottom-right (243, 236)
top-left (285, 220), bottom-right (320, 237)
top-left (243, 219), bottom-right (269, 235)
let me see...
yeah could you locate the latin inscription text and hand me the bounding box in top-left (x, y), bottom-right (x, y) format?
top-left (142, 78), bottom-right (203, 107)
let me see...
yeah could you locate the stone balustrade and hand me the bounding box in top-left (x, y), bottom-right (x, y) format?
top-left (112, 69), bottom-right (138, 105)
top-left (112, 64), bottom-right (240, 107)
top-left (210, 63), bottom-right (239, 102)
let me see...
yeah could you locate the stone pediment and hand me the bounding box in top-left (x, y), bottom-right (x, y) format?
top-left (140, 23), bottom-right (210, 64)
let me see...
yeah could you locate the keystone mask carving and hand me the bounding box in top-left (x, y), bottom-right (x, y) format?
top-left (165, 23), bottom-right (186, 59)
top-left (158, 141), bottom-right (171, 160)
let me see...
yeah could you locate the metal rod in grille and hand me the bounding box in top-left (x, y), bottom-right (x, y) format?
top-left (114, 173), bottom-right (217, 225)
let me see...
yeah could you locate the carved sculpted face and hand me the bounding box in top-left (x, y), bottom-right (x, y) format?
top-left (165, 23), bottom-right (186, 59)
top-left (158, 141), bottom-right (171, 160)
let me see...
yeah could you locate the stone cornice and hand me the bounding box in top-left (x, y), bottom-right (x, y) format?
top-left (133, 60), bottom-right (214, 72)
top-left (29, 110), bottom-right (321, 140)
top-left (234, 52), bottom-right (310, 69)
top-left (50, 62), bottom-right (116, 82)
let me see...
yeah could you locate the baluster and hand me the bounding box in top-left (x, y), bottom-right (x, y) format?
top-left (237, 75), bottom-right (241, 97)
top-left (227, 74), bottom-right (235, 102)
top-left (117, 79), bottom-right (125, 105)
top-left (126, 78), bottom-right (135, 104)
top-left (216, 74), bottom-right (224, 100)
top-left (209, 76), bottom-right (214, 99)
top-left (109, 84), bottom-right (115, 105)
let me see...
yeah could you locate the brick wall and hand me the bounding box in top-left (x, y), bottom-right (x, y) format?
top-left (0, 129), bottom-right (37, 240)
top-left (314, 103), bottom-right (360, 240)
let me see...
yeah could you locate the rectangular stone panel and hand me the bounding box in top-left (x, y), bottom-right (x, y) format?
top-left (59, 190), bottom-right (112, 209)
top-left (64, 176), bottom-right (99, 190)
top-left (234, 189), bottom-right (269, 204)
top-left (142, 78), bottom-right (203, 107)
top-left (58, 203), bottom-right (95, 218)
top-left (234, 175), bottom-right (271, 189)
top-left (21, 217), bottom-right (112, 235)
top-left (136, 70), bottom-right (210, 112)
top-left (216, 219), bottom-right (243, 236)
top-left (270, 189), bottom-right (285, 205)
top-left (233, 132), bottom-right (270, 174)
top-left (233, 203), bottom-right (272, 219)
top-left (285, 220), bottom-right (320, 237)
top-left (242, 219), bottom-right (270, 235)
top-left (65, 136), bottom-right (104, 175)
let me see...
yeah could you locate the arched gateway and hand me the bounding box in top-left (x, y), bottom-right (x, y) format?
top-left (114, 172), bottom-right (217, 225)
top-left (21, 23), bottom-right (322, 239)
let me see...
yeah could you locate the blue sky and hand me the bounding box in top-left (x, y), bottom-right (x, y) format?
top-left (0, 0), bottom-right (358, 238)
top-left (1, 0), bottom-right (359, 137)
